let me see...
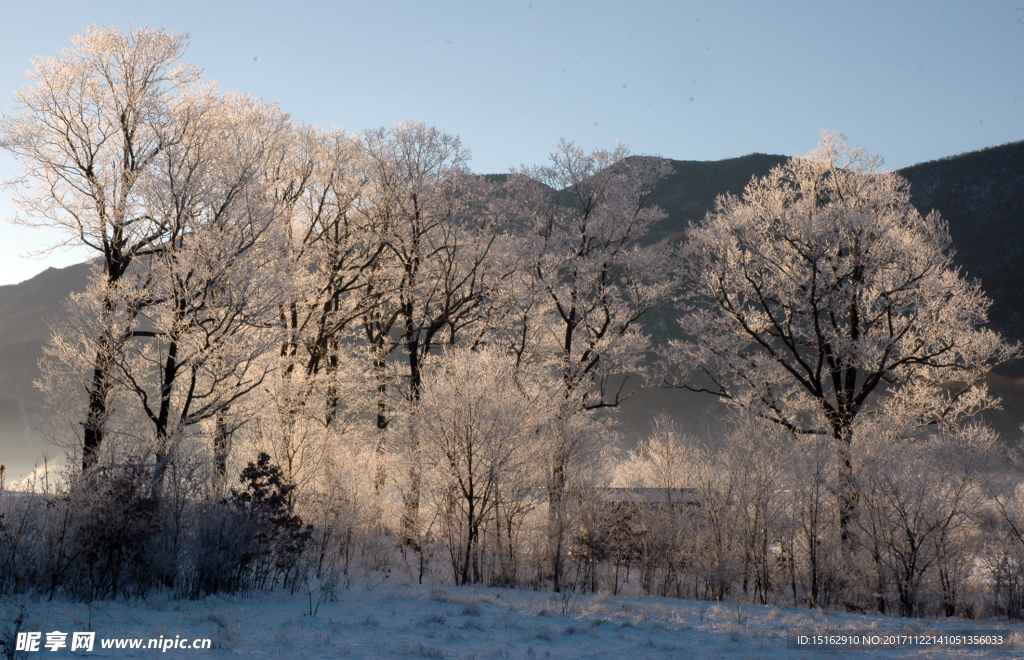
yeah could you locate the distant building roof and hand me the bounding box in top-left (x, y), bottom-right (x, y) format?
top-left (589, 487), bottom-right (700, 505)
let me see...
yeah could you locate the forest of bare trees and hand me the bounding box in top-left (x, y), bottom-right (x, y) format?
top-left (3, 26), bottom-right (1024, 621)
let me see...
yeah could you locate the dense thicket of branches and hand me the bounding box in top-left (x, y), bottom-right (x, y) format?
top-left (2, 27), bottom-right (1023, 619)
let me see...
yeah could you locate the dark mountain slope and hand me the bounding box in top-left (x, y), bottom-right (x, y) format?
top-left (898, 142), bottom-right (1024, 443)
top-left (0, 262), bottom-right (92, 343)
top-left (643, 153), bottom-right (789, 244)
top-left (0, 263), bottom-right (90, 477)
top-left (899, 141), bottom-right (1024, 345)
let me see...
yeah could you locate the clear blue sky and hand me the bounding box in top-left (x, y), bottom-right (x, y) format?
top-left (1, 0), bottom-right (1022, 285)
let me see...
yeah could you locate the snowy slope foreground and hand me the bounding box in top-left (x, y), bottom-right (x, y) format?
top-left (3, 585), bottom-right (1023, 659)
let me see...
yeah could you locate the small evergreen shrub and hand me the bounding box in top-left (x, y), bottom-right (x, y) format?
top-left (229, 453), bottom-right (311, 589)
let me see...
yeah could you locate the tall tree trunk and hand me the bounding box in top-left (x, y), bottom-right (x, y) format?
top-left (213, 407), bottom-right (232, 495)
top-left (82, 342), bottom-right (110, 470)
top-left (834, 421), bottom-right (858, 551)
top-left (402, 416), bottom-right (422, 546)
top-left (373, 352), bottom-right (389, 492)
top-left (400, 330), bottom-right (423, 545)
top-left (547, 309), bottom-right (577, 593)
top-left (461, 492), bottom-right (476, 586)
top-left (82, 280), bottom-right (123, 470)
top-left (324, 342), bottom-right (340, 428)
top-left (150, 334), bottom-right (181, 495)
top-left (548, 433), bottom-right (569, 592)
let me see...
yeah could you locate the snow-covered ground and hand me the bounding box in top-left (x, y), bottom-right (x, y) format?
top-left (3, 583), bottom-right (1023, 659)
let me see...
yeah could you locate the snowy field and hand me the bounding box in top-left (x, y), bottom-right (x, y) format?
top-left (4, 584), bottom-right (1024, 659)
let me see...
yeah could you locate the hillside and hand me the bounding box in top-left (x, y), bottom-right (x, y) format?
top-left (644, 152), bottom-right (790, 244)
top-left (900, 142), bottom-right (1024, 346)
top-left (901, 142), bottom-right (1024, 441)
top-left (0, 262), bottom-right (91, 475)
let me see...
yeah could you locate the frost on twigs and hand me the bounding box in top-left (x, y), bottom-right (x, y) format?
top-left (662, 132), bottom-right (1019, 551)
top-left (665, 131), bottom-right (1018, 439)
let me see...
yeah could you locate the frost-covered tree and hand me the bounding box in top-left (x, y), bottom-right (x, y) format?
top-left (273, 124), bottom-right (373, 415)
top-left (420, 347), bottom-right (549, 585)
top-left (48, 91), bottom-right (290, 493)
top-left (113, 92), bottom-right (289, 493)
top-left (663, 132), bottom-right (1018, 543)
top-left (613, 415), bottom-right (695, 494)
top-left (0, 26), bottom-right (201, 468)
top-left (356, 121), bottom-right (508, 539)
top-left (509, 141), bottom-right (673, 589)
top-left (855, 421), bottom-right (992, 617)
top-left (257, 124), bottom-right (377, 494)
